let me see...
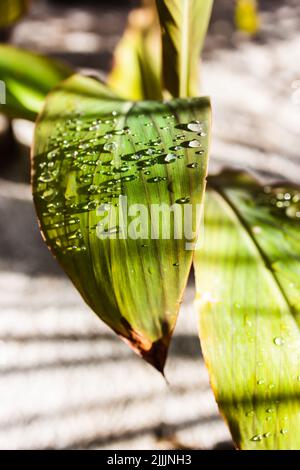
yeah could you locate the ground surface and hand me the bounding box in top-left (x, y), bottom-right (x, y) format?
top-left (0, 0), bottom-right (299, 450)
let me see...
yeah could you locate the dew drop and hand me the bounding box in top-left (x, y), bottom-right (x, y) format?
top-left (103, 142), bottom-right (117, 152)
top-left (42, 188), bottom-right (55, 200)
top-left (39, 171), bottom-right (55, 183)
top-left (47, 150), bottom-right (58, 160)
top-left (187, 163), bottom-right (198, 169)
top-left (148, 176), bottom-right (167, 183)
top-left (68, 230), bottom-right (82, 240)
top-left (87, 201), bottom-right (98, 210)
top-left (46, 203), bottom-right (57, 214)
top-left (188, 139), bottom-right (201, 148)
top-left (102, 226), bottom-right (120, 235)
top-left (263, 432), bottom-right (271, 438)
top-left (274, 337), bottom-right (285, 346)
top-left (280, 428), bottom-right (288, 435)
top-left (176, 197), bottom-right (190, 204)
top-left (119, 166), bottom-right (131, 173)
top-left (187, 121), bottom-right (203, 133)
top-left (252, 226), bottom-right (262, 234)
top-left (251, 434), bottom-right (262, 442)
top-left (173, 262), bottom-right (179, 267)
top-left (165, 153), bottom-right (177, 163)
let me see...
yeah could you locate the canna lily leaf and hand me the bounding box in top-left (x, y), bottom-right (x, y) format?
top-left (155, 0), bottom-right (213, 98)
top-left (0, 0), bottom-right (29, 28)
top-left (32, 73), bottom-right (211, 372)
top-left (108, 0), bottom-right (162, 101)
top-left (194, 171), bottom-right (300, 449)
top-left (0, 45), bottom-right (73, 120)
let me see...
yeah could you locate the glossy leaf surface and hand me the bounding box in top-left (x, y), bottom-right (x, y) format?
top-left (155, 0), bottom-right (213, 97)
top-left (33, 74), bottom-right (211, 372)
top-left (194, 173), bottom-right (300, 449)
top-left (0, 45), bottom-right (72, 120)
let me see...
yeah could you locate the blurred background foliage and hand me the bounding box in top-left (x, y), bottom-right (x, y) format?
top-left (0, 0), bottom-right (30, 29)
top-left (235, 0), bottom-right (260, 35)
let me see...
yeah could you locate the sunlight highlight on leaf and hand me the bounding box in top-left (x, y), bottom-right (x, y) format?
top-left (32, 74), bottom-right (211, 372)
top-left (194, 172), bottom-right (300, 449)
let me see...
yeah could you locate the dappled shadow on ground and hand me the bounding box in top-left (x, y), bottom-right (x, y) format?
top-left (3, 0), bottom-right (299, 451)
top-left (0, 193), bottom-right (63, 276)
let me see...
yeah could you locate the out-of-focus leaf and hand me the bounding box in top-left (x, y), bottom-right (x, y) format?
top-left (32, 73), bottom-right (211, 372)
top-left (0, 0), bottom-right (29, 28)
top-left (108, 0), bottom-right (162, 100)
top-left (194, 171), bottom-right (300, 449)
top-left (235, 0), bottom-right (260, 35)
top-left (155, 0), bottom-right (213, 98)
top-left (0, 45), bottom-right (73, 120)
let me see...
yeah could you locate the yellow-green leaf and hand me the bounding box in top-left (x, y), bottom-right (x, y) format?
top-left (155, 0), bottom-right (213, 98)
top-left (108, 0), bottom-right (162, 101)
top-left (194, 172), bottom-right (300, 449)
top-left (0, 0), bottom-right (29, 28)
top-left (32, 73), bottom-right (211, 372)
top-left (0, 45), bottom-right (72, 120)
top-left (235, 0), bottom-right (260, 35)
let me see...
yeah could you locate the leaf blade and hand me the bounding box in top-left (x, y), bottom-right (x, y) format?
top-left (108, 1), bottom-right (162, 101)
top-left (155, 0), bottom-right (213, 97)
top-left (32, 74), bottom-right (211, 371)
top-left (0, 46), bottom-right (72, 120)
top-left (0, 0), bottom-right (29, 28)
top-left (194, 173), bottom-right (300, 449)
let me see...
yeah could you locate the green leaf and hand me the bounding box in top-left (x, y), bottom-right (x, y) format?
top-left (0, 45), bottom-right (73, 120)
top-left (32, 73), bottom-right (211, 372)
top-left (0, 0), bottom-right (29, 28)
top-left (108, 0), bottom-right (162, 100)
top-left (155, 0), bottom-right (213, 98)
top-left (194, 172), bottom-right (300, 449)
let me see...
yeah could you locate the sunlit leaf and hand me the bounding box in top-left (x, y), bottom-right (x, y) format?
top-left (32, 73), bottom-right (211, 372)
top-left (0, 0), bottom-right (29, 28)
top-left (108, 0), bottom-right (162, 101)
top-left (155, 0), bottom-right (213, 98)
top-left (235, 0), bottom-right (260, 35)
top-left (194, 172), bottom-right (300, 449)
top-left (0, 45), bottom-right (72, 120)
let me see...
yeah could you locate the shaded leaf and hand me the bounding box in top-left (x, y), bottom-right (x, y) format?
top-left (108, 0), bottom-right (162, 100)
top-left (32, 74), bottom-right (211, 372)
top-left (194, 172), bottom-right (300, 449)
top-left (0, 45), bottom-right (73, 120)
top-left (0, 0), bottom-right (29, 28)
top-left (155, 0), bottom-right (213, 98)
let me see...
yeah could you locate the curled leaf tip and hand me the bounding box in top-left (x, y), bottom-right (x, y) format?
top-left (141, 336), bottom-right (170, 374)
